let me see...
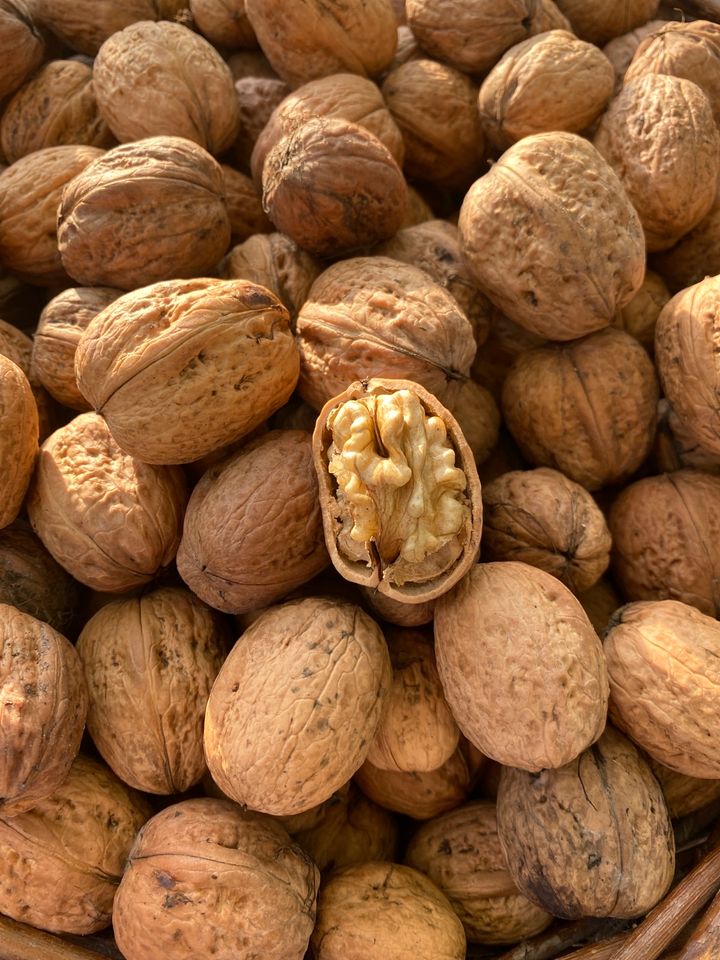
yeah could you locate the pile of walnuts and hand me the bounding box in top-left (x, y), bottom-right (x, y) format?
top-left (2, 1), bottom-right (720, 958)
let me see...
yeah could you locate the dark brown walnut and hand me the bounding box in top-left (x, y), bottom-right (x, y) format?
top-left (231, 74), bottom-right (289, 172)
top-left (189, 0), bottom-right (257, 49)
top-left (360, 587), bottom-right (436, 628)
top-left (648, 759), bottom-right (720, 819)
top-left (227, 49), bottom-right (279, 80)
top-left (459, 133), bottom-right (645, 341)
top-left (554, 0), bottom-right (660, 44)
top-left (403, 184), bottom-right (434, 226)
top-left (312, 861), bottom-right (465, 960)
top-left (603, 20), bottom-right (667, 92)
top-left (0, 267), bottom-right (45, 332)
top-left (0, 60), bottom-right (115, 164)
top-left (177, 431), bottom-right (329, 614)
top-left (481, 468), bottom-right (611, 594)
top-left (220, 163), bottom-right (271, 243)
top-left (502, 328), bottom-right (659, 490)
top-left (613, 268), bottom-right (669, 351)
top-left (313, 379), bottom-right (482, 604)
top-left (75, 278), bottom-right (299, 464)
top-left (244, 0), bottom-right (397, 86)
top-left (441, 379), bottom-right (500, 466)
top-left (77, 587), bottom-right (226, 794)
top-left (578, 577), bottom-right (621, 636)
top-left (652, 190), bottom-right (720, 292)
top-left (405, 801), bottom-right (552, 944)
top-left (435, 562), bottom-right (608, 771)
top-left (93, 20), bottom-right (240, 155)
top-left (497, 727), bottom-right (674, 919)
top-left (0, 356), bottom-right (37, 530)
top-left (205, 597), bottom-right (391, 815)
top-left (0, 754), bottom-right (151, 934)
top-left (27, 413), bottom-right (187, 592)
top-left (0, 0), bottom-right (43, 100)
top-left (113, 798), bottom-right (318, 960)
top-left (654, 400), bottom-right (720, 476)
top-left (57, 137), bottom-right (230, 290)
top-left (262, 117), bottom-right (407, 259)
top-left (405, 0), bottom-right (571, 75)
top-left (296, 257), bottom-right (476, 412)
top-left (0, 604), bottom-right (87, 816)
top-left (478, 431), bottom-right (528, 486)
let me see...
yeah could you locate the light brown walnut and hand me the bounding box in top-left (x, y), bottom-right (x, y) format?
top-left (613, 268), bottom-right (669, 351)
top-left (577, 577), bottom-right (621, 636)
top-left (648, 759), bottom-right (720, 819)
top-left (360, 587), bottom-right (435, 628)
top-left (471, 313), bottom-right (544, 402)
top-left (0, 0), bottom-right (43, 100)
top-left (554, 0), bottom-right (660, 44)
top-left (652, 189), bottom-right (720, 292)
top-left (0, 318), bottom-right (55, 441)
top-left (441, 379), bottom-right (500, 466)
top-left (220, 163), bottom-right (271, 243)
top-left (189, 0), bottom-right (256, 49)
top-left (0, 356), bottom-right (37, 530)
top-left (603, 20), bottom-right (667, 92)
top-left (231, 75), bottom-right (289, 172)
top-left (403, 185), bottom-right (434, 226)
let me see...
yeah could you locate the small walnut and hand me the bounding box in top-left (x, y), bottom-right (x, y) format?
top-left (554, 0), bottom-right (660, 44)
top-left (613, 268), bottom-right (669, 350)
top-left (603, 20), bottom-right (667, 92)
top-left (652, 190), bottom-right (720, 292)
top-left (577, 577), bottom-right (621, 636)
top-left (231, 75), bottom-right (289, 171)
top-left (648, 759), bottom-right (720, 819)
top-left (441, 379), bottom-right (500, 465)
top-left (189, 0), bottom-right (257, 49)
top-left (221, 163), bottom-right (271, 243)
top-left (0, 355), bottom-right (37, 529)
top-left (654, 400), bottom-right (720, 476)
top-left (360, 587), bottom-right (435, 628)
top-left (0, 0), bottom-right (43, 100)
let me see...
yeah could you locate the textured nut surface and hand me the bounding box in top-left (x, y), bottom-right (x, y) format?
top-left (554, 0), bottom-right (660, 44)
top-left (0, 318), bottom-right (55, 442)
top-left (652, 190), bottom-right (720, 292)
top-left (603, 20), bottom-right (670, 91)
top-left (613, 268), bottom-right (669, 350)
top-left (458, 133), bottom-right (645, 341)
top-left (0, 355), bottom-right (37, 529)
top-left (189, 0), bottom-right (256, 49)
top-left (232, 75), bottom-right (288, 171)
top-left (27, 413), bottom-right (186, 592)
top-left (0, 0), bottom-right (43, 100)
top-left (649, 759), bottom-right (720, 819)
top-left (441, 380), bottom-right (501, 466)
top-left (654, 400), bottom-right (720, 476)
top-left (75, 277), bottom-right (298, 464)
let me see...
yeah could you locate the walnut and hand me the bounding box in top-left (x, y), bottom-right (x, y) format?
top-left (220, 163), bottom-right (271, 243)
top-left (471, 313), bottom-right (544, 402)
top-left (459, 133), bottom-right (645, 341)
top-left (577, 577), bottom-right (621, 636)
top-left (502, 328), bottom-right (659, 490)
top-left (0, 0), bottom-right (43, 101)
top-left (654, 400), bottom-right (720, 476)
top-left (603, 20), bottom-right (667, 92)
top-left (0, 356), bottom-right (37, 529)
top-left (189, 0), bottom-right (257, 49)
top-left (405, 801), bottom-right (552, 944)
top-left (652, 189), bottom-right (720, 292)
top-left (360, 587), bottom-right (435, 628)
top-left (554, 0), bottom-right (660, 44)
top-left (441, 379), bottom-right (500, 465)
top-left (403, 184), bottom-right (434, 226)
top-left (226, 48), bottom-right (278, 80)
top-left (613, 268), bottom-right (669, 351)
top-left (177, 431), bottom-right (329, 614)
top-left (262, 117), bottom-right (407, 259)
top-left (204, 596), bottom-right (391, 815)
top-left (27, 413), bottom-right (187, 592)
top-left (497, 727), bottom-right (674, 919)
top-left (0, 318), bottom-right (55, 441)
top-left (390, 24), bottom-right (423, 70)
top-left (231, 75), bottom-right (289, 171)
top-left (648, 759), bottom-right (720, 819)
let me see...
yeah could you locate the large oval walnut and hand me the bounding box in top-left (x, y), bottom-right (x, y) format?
top-left (0, 0), bottom-right (43, 101)
top-left (554, 0), bottom-right (660, 44)
top-left (0, 355), bottom-right (37, 529)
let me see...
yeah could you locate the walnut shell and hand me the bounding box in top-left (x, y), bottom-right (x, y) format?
top-left (0, 754), bottom-right (151, 934)
top-left (0, 355), bottom-right (37, 529)
top-left (311, 861), bottom-right (466, 960)
top-left (204, 596), bottom-right (391, 815)
top-left (502, 328), bottom-right (659, 490)
top-left (497, 727), bottom-right (674, 919)
top-left (27, 413), bottom-right (187, 592)
top-left (313, 379), bottom-right (483, 604)
top-left (554, 0), bottom-right (660, 44)
top-left (441, 379), bottom-right (500, 466)
top-left (231, 75), bottom-right (289, 172)
top-left (0, 0), bottom-right (43, 101)
top-left (0, 317), bottom-right (55, 441)
top-left (577, 577), bottom-right (622, 636)
top-left (654, 400), bottom-right (720, 476)
top-left (651, 190), bottom-right (720, 292)
top-left (75, 277), bottom-right (299, 464)
top-left (405, 801), bottom-right (552, 944)
top-left (613, 268), bottom-right (669, 350)
top-left (603, 20), bottom-right (667, 92)
top-left (360, 587), bottom-right (435, 627)
top-left (189, 0), bottom-right (256, 49)
top-left (458, 133), bottom-right (645, 341)
top-left (177, 430), bottom-right (329, 614)
top-left (648, 759), bottom-right (720, 819)
top-left (262, 117), bottom-right (407, 259)
top-left (220, 163), bottom-right (270, 243)
top-left (470, 313), bottom-right (545, 402)
top-left (403, 184), bottom-right (434, 226)
top-left (227, 48), bottom-right (278, 80)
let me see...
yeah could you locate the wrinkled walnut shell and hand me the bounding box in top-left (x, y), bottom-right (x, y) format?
top-left (0, 355), bottom-right (37, 529)
top-left (189, 0), bottom-right (257, 50)
top-left (648, 759), bottom-right (720, 820)
top-left (603, 20), bottom-right (668, 92)
top-left (555, 0), bottom-right (660, 44)
top-left (654, 400), bottom-right (720, 476)
top-left (652, 189), bottom-right (720, 292)
top-left (0, 0), bottom-right (43, 101)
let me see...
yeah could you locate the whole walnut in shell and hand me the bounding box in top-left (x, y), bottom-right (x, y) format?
top-left (0, 355), bottom-right (37, 530)
top-left (75, 278), bottom-right (299, 465)
top-left (603, 20), bottom-right (667, 92)
top-left (554, 0), bottom-right (660, 44)
top-left (189, 0), bottom-right (257, 49)
top-left (577, 577), bottom-right (622, 636)
top-left (648, 759), bottom-right (720, 820)
top-left (497, 727), bottom-right (674, 919)
top-left (613, 268), bottom-right (669, 351)
top-left (654, 400), bottom-right (720, 476)
top-left (458, 133), bottom-right (645, 341)
top-left (652, 190), bottom-right (720, 292)
top-left (361, 587), bottom-right (435, 628)
top-left (502, 328), bottom-right (659, 490)
top-left (231, 74), bottom-right (289, 171)
top-left (0, 0), bottom-right (43, 101)
top-left (27, 413), bottom-right (187, 592)
top-left (221, 163), bottom-right (270, 243)
top-left (0, 318), bottom-right (55, 442)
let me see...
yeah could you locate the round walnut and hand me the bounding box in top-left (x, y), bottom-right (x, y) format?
top-left (502, 328), bottom-right (659, 490)
top-left (75, 278), bottom-right (298, 465)
top-left (0, 356), bottom-right (37, 530)
top-left (405, 801), bottom-right (552, 944)
top-left (0, 754), bottom-right (151, 934)
top-left (435, 562), bottom-right (609, 771)
top-left (497, 727), bottom-right (674, 919)
top-left (648, 759), bottom-right (720, 820)
top-left (231, 75), bottom-right (289, 171)
top-left (478, 31), bottom-right (614, 151)
top-left (177, 431), bottom-right (329, 614)
top-left (57, 137), bottom-right (230, 291)
top-left (652, 190), bottom-right (720, 293)
top-left (609, 470), bottom-right (720, 617)
top-left (113, 799), bottom-right (318, 960)
top-left (603, 20), bottom-right (667, 92)
top-left (262, 117), bottom-right (407, 259)
top-left (0, 0), bottom-right (43, 101)
top-left (204, 597), bottom-right (391, 816)
top-left (654, 400), bottom-right (720, 476)
top-left (244, 0), bottom-right (397, 86)
top-left (613, 268), bottom-right (669, 350)
top-left (0, 604), bottom-right (87, 817)
top-left (189, 0), bottom-right (257, 49)
top-left (458, 133), bottom-right (645, 341)
top-left (554, 0), bottom-right (660, 44)
top-left (578, 577), bottom-right (622, 636)
top-left (360, 587), bottom-right (435, 628)
top-left (438, 380), bottom-right (500, 467)
top-left (296, 257), bottom-right (475, 412)
top-left (311, 861), bottom-right (466, 960)
top-left (27, 413), bottom-right (187, 592)
top-left (481, 468), bottom-right (611, 593)
top-left (313, 379), bottom-right (482, 604)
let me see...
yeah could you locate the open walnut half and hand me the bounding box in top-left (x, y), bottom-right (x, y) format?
top-left (312, 379), bottom-right (482, 603)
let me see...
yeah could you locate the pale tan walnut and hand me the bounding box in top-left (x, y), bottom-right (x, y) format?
top-left (458, 133), bottom-right (645, 342)
top-left (554, 0), bottom-right (660, 44)
top-left (609, 471), bottom-right (720, 617)
top-left (244, 0), bottom-right (397, 87)
top-left (0, 0), bottom-right (43, 100)
top-left (313, 379), bottom-right (482, 605)
top-left (0, 356), bottom-right (37, 530)
top-left (479, 31), bottom-right (614, 152)
top-left (502, 328), bottom-right (659, 491)
top-left (367, 628), bottom-right (459, 773)
top-left (481, 468), bottom-right (611, 593)
top-left (497, 727), bottom-right (674, 919)
top-left (405, 0), bottom-right (570, 75)
top-left (0, 144), bottom-right (103, 285)
top-left (648, 759), bottom-right (720, 819)
top-left (0, 60), bottom-right (115, 164)
top-left (613, 268), bottom-right (669, 351)
top-left (0, 604), bottom-right (87, 817)
top-left (605, 600), bottom-right (720, 779)
top-left (652, 190), bottom-right (720, 292)
top-left (220, 163), bottom-right (271, 244)
top-left (360, 587), bottom-right (435, 627)
top-left (405, 801), bottom-right (552, 944)
top-left (262, 117), bottom-right (407, 259)
top-left (205, 596), bottom-right (391, 816)
top-left (113, 798), bottom-right (318, 960)
top-left (231, 75), bottom-right (289, 172)
top-left (0, 754), bottom-right (151, 934)
top-left (77, 587), bottom-right (226, 794)
top-left (654, 400), bottom-right (720, 476)
top-left (577, 577), bottom-right (621, 636)
top-left (382, 60), bottom-right (483, 189)
top-left (296, 257), bottom-right (475, 412)
top-left (57, 137), bottom-right (230, 291)
top-left (93, 21), bottom-right (239, 155)
top-left (189, 0), bottom-right (256, 49)
top-left (603, 20), bottom-right (667, 92)
top-left (27, 413), bottom-right (187, 592)
top-left (441, 379), bottom-right (500, 465)
top-left (177, 431), bottom-right (329, 614)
